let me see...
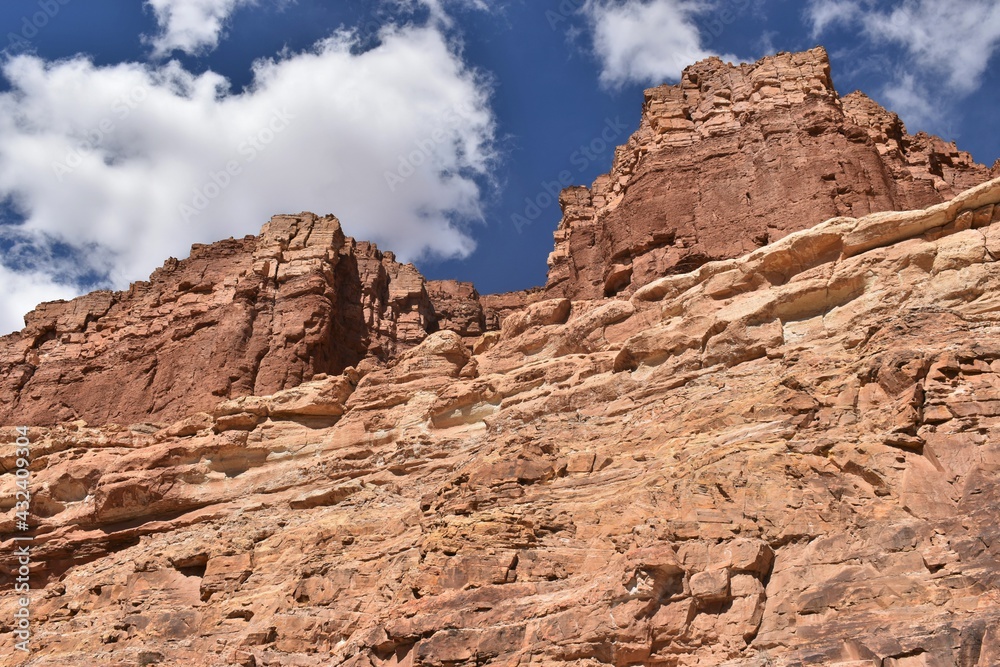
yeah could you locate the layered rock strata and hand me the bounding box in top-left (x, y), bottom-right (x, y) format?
top-left (545, 47), bottom-right (995, 300)
top-left (3, 44), bottom-right (1000, 667)
top-left (3, 177), bottom-right (1000, 666)
top-left (0, 214), bottom-right (485, 427)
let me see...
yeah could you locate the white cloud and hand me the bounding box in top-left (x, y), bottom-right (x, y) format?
top-left (865, 0), bottom-right (1000, 94)
top-left (0, 25), bottom-right (495, 334)
top-left (805, 0), bottom-right (862, 38)
top-left (583, 0), bottom-right (743, 88)
top-left (406, 0), bottom-right (491, 27)
top-left (881, 73), bottom-right (941, 130)
top-left (807, 0), bottom-right (1000, 130)
top-left (0, 265), bottom-right (78, 335)
top-left (145, 0), bottom-right (259, 57)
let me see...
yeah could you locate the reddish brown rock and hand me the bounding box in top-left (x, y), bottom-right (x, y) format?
top-left (425, 280), bottom-right (486, 338)
top-left (3, 47), bottom-right (1000, 667)
top-left (545, 47), bottom-right (993, 300)
top-left (4, 177), bottom-right (999, 666)
top-left (479, 287), bottom-right (546, 331)
top-left (0, 214), bottom-right (487, 427)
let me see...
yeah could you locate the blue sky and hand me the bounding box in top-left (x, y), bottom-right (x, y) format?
top-left (0, 0), bottom-right (998, 334)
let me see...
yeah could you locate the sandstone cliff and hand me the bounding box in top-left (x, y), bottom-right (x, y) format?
top-left (2, 47), bottom-right (1000, 667)
top-left (544, 47), bottom-right (994, 300)
top-left (3, 175), bottom-right (1000, 666)
top-left (0, 213), bottom-right (483, 427)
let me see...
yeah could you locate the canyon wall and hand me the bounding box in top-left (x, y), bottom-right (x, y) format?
top-left (544, 47), bottom-right (994, 299)
top-left (1, 47), bottom-right (999, 666)
top-left (2, 176), bottom-right (999, 666)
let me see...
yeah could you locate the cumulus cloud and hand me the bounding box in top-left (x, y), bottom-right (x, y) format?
top-left (807, 0), bottom-right (1000, 129)
top-left (583, 0), bottom-right (744, 88)
top-left (865, 0), bottom-right (1000, 94)
top-left (805, 0), bottom-right (862, 38)
top-left (881, 73), bottom-right (942, 131)
top-left (145, 0), bottom-right (258, 57)
top-left (0, 25), bottom-right (495, 334)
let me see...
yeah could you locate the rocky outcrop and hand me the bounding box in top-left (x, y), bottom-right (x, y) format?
top-left (4, 176), bottom-right (1000, 666)
top-left (479, 287), bottom-right (546, 331)
top-left (425, 280), bottom-right (487, 338)
top-left (3, 45), bottom-right (1000, 667)
top-left (0, 213), bottom-right (486, 427)
top-left (545, 47), bottom-right (994, 300)
top-left (4, 50), bottom-right (989, 429)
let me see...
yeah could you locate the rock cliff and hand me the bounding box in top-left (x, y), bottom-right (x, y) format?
top-left (545, 47), bottom-right (994, 300)
top-left (2, 47), bottom-right (1000, 667)
top-left (3, 175), bottom-right (1000, 666)
top-left (0, 213), bottom-right (483, 427)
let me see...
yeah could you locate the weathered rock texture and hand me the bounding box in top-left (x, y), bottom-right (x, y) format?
top-left (545, 47), bottom-right (995, 300)
top-left (3, 177), bottom-right (1000, 666)
top-left (425, 281), bottom-right (487, 338)
top-left (3, 47), bottom-right (1000, 667)
top-left (0, 214), bottom-right (485, 427)
top-left (480, 288), bottom-right (546, 331)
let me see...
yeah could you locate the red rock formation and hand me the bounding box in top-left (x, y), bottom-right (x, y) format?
top-left (545, 47), bottom-right (993, 299)
top-left (3, 46), bottom-right (1000, 667)
top-left (425, 280), bottom-right (486, 338)
top-left (0, 213), bottom-right (484, 427)
top-left (3, 177), bottom-right (1000, 666)
top-left (479, 287), bottom-right (545, 330)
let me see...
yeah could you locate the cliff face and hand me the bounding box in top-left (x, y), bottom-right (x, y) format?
top-left (0, 213), bottom-right (484, 427)
top-left (545, 47), bottom-right (994, 300)
top-left (3, 177), bottom-right (1000, 667)
top-left (3, 48), bottom-right (992, 429)
top-left (2, 47), bottom-right (1000, 667)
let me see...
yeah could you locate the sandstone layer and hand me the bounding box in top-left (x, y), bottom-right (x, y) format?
top-left (3, 177), bottom-right (1000, 666)
top-left (0, 214), bottom-right (485, 427)
top-left (545, 47), bottom-right (995, 300)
